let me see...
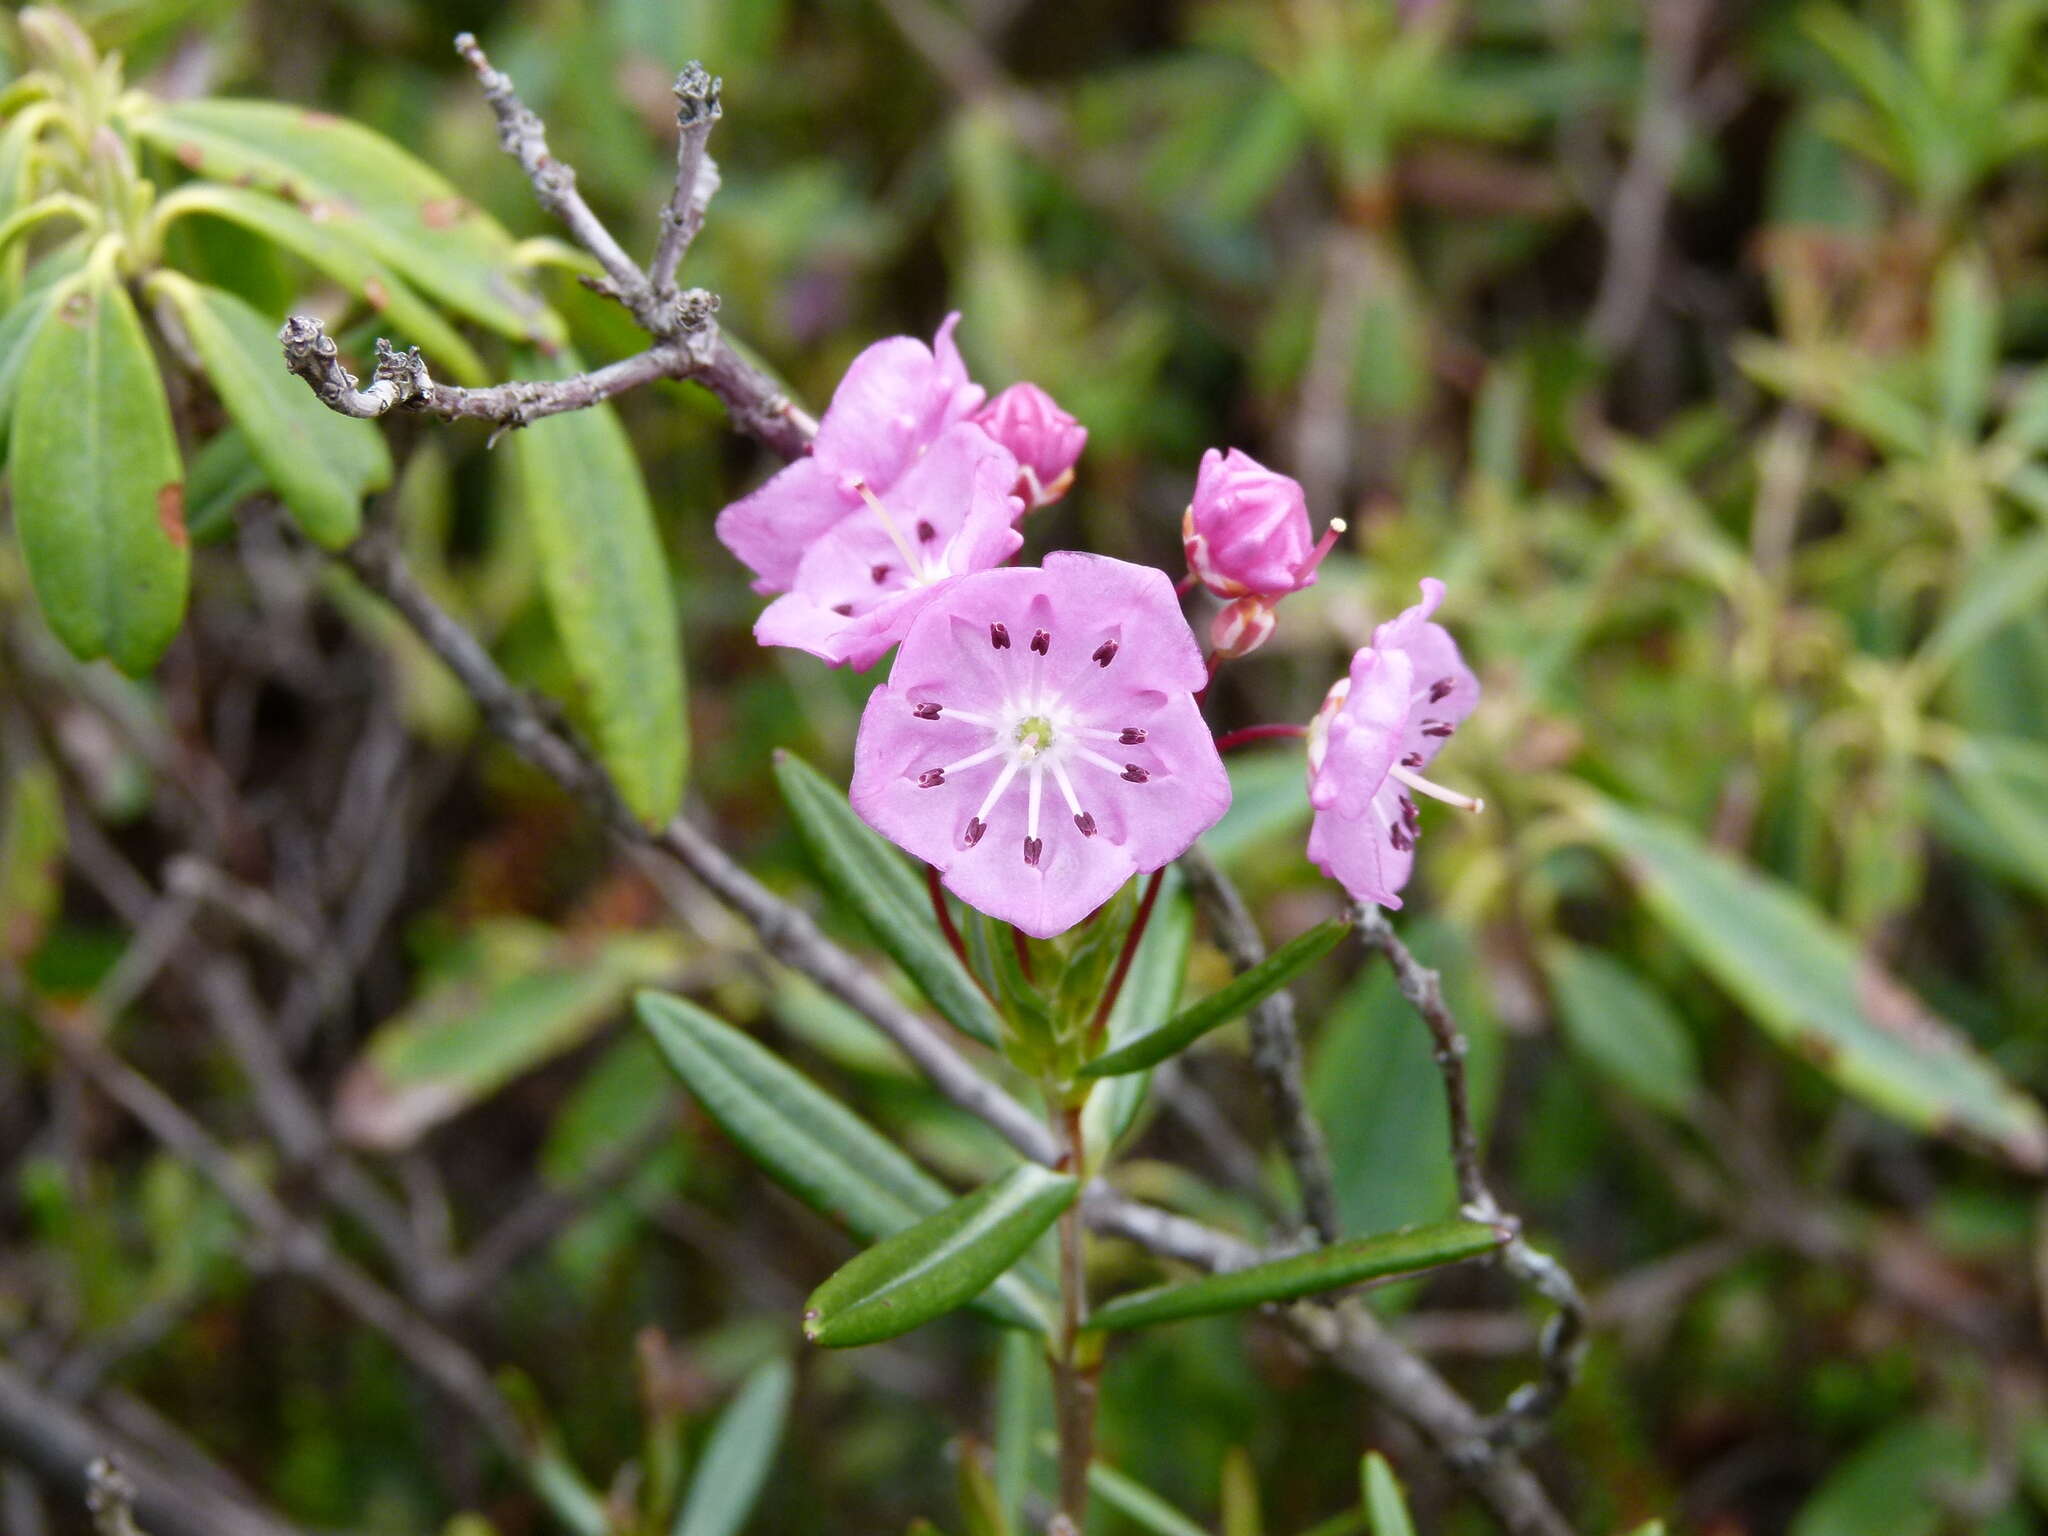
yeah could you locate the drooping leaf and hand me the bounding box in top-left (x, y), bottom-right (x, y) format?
top-left (151, 272), bottom-right (389, 548)
top-left (803, 1164), bottom-right (1076, 1347)
top-left (151, 182), bottom-right (489, 383)
top-left (334, 920), bottom-right (683, 1150)
top-left (1083, 871), bottom-right (1194, 1154)
top-left (1083, 1220), bottom-right (1501, 1333)
top-left (1580, 797), bottom-right (2048, 1170)
top-left (130, 97), bottom-right (557, 343)
top-left (773, 751), bottom-right (1002, 1047)
top-left (636, 991), bottom-right (1054, 1332)
top-left (510, 347), bottom-right (686, 825)
top-left (1080, 914), bottom-right (1353, 1078)
top-left (671, 1358), bottom-right (793, 1536)
top-left (11, 260), bottom-right (187, 673)
top-left (1360, 1453), bottom-right (1415, 1536)
top-left (1541, 942), bottom-right (1702, 1117)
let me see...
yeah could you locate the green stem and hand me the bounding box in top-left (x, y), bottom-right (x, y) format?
top-left (1050, 1103), bottom-right (1096, 1530)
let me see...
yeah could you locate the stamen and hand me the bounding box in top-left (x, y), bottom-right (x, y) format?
top-left (991, 622), bottom-right (1011, 650)
top-left (940, 742), bottom-right (1005, 775)
top-left (1428, 676), bottom-right (1456, 703)
top-left (1399, 794), bottom-right (1420, 829)
top-left (1119, 727), bottom-right (1146, 745)
top-left (1074, 812), bottom-right (1096, 836)
top-left (1048, 757), bottom-right (1087, 827)
top-left (852, 479), bottom-right (928, 581)
top-left (918, 769), bottom-right (945, 787)
top-left (913, 701), bottom-right (942, 720)
top-left (1092, 639), bottom-right (1118, 667)
top-left (1295, 517), bottom-right (1348, 582)
top-left (1419, 720), bottom-right (1455, 738)
top-left (1026, 763), bottom-right (1044, 844)
top-left (871, 563), bottom-right (891, 584)
top-left (1389, 763), bottom-right (1484, 813)
top-left (916, 520), bottom-right (936, 541)
top-left (831, 603), bottom-right (853, 616)
top-left (964, 817), bottom-right (986, 847)
top-left (1030, 629), bottom-right (1050, 655)
top-left (1390, 822), bottom-right (1412, 852)
top-left (1023, 836), bottom-right (1043, 866)
top-left (1121, 764), bottom-right (1150, 783)
top-left (1074, 746), bottom-right (1130, 778)
top-left (1401, 752), bottom-right (1424, 767)
top-left (974, 757), bottom-right (1024, 825)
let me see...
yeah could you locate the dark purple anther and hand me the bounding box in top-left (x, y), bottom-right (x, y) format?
top-left (1023, 836), bottom-right (1043, 867)
top-left (913, 701), bottom-right (942, 720)
top-left (916, 520), bottom-right (936, 541)
top-left (832, 603), bottom-right (854, 616)
top-left (1119, 727), bottom-right (1147, 745)
top-left (1420, 720), bottom-right (1454, 738)
top-left (991, 623), bottom-right (1011, 650)
top-left (1030, 629), bottom-right (1050, 655)
top-left (1429, 677), bottom-right (1456, 703)
top-left (1073, 811), bottom-right (1096, 836)
top-left (1401, 752), bottom-right (1424, 768)
top-left (1121, 764), bottom-right (1149, 783)
top-left (871, 563), bottom-right (891, 584)
top-left (918, 769), bottom-right (945, 788)
top-left (964, 817), bottom-right (987, 847)
top-left (1092, 639), bottom-right (1118, 667)
top-left (1390, 823), bottom-right (1412, 851)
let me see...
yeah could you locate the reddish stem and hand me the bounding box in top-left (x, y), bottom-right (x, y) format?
top-left (926, 864), bottom-right (972, 971)
top-left (1090, 868), bottom-right (1165, 1040)
top-left (1011, 925), bottom-right (1036, 983)
top-left (1214, 722), bottom-right (1310, 754)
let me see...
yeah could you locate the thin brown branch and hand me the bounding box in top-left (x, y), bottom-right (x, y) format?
top-left (651, 63), bottom-right (722, 297)
top-left (1354, 906), bottom-right (1589, 1449)
top-left (1178, 845), bottom-right (1342, 1245)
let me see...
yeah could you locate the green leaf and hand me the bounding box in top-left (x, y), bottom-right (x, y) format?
top-left (510, 348), bottom-right (686, 825)
top-left (1, 759), bottom-right (64, 963)
top-left (0, 249), bottom-right (77, 458)
top-left (183, 426), bottom-right (267, 546)
top-left (1076, 1456), bottom-right (1209, 1536)
top-left (1932, 253), bottom-right (1997, 436)
top-left (1942, 736), bottom-right (2048, 900)
top-left (130, 97), bottom-right (557, 344)
top-left (1221, 1447), bottom-right (1262, 1536)
top-left (335, 920), bottom-right (683, 1151)
top-left (636, 991), bottom-right (1054, 1332)
top-left (1083, 1220), bottom-right (1500, 1334)
top-left (1083, 874), bottom-right (1194, 1154)
top-left (1579, 796), bottom-right (2048, 1170)
top-left (672, 1358), bottom-right (793, 1536)
top-left (803, 1164), bottom-right (1076, 1347)
top-left (1912, 531), bottom-right (2048, 691)
top-left (1080, 914), bottom-right (1353, 1078)
top-left (1361, 1454), bottom-right (1414, 1536)
top-left (993, 1333), bottom-right (1045, 1533)
top-left (1791, 1418), bottom-right (1975, 1536)
top-left (1540, 942), bottom-right (1701, 1116)
top-left (773, 751), bottom-right (1002, 1048)
top-left (150, 272), bottom-right (389, 548)
top-left (152, 182), bottom-right (489, 383)
top-left (11, 259), bottom-right (187, 673)
top-left (955, 1445), bottom-right (1010, 1536)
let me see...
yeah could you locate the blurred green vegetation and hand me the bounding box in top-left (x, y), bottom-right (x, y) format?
top-left (6, 1), bottom-right (2048, 1533)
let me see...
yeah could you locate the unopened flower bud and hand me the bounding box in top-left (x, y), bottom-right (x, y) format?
top-left (1209, 596), bottom-right (1278, 661)
top-left (1182, 447), bottom-right (1343, 600)
top-left (969, 383), bottom-right (1087, 508)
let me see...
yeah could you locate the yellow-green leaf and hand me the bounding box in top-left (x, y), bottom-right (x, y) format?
top-left (12, 260), bottom-right (187, 673)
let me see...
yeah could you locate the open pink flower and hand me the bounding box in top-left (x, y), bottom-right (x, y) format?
top-left (716, 313), bottom-right (984, 593)
top-left (1183, 447), bottom-right (1343, 601)
top-left (969, 383), bottom-right (1087, 508)
top-left (754, 425), bottom-right (1025, 670)
top-left (1305, 578), bottom-right (1482, 909)
top-left (852, 552), bottom-right (1230, 938)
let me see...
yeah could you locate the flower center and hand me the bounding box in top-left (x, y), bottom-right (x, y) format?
top-left (1013, 715), bottom-right (1055, 755)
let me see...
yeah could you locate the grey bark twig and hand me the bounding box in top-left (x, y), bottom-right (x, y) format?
top-left (652, 63), bottom-right (722, 297)
top-left (1353, 906), bottom-right (1589, 1450)
top-left (1178, 845), bottom-right (1343, 1245)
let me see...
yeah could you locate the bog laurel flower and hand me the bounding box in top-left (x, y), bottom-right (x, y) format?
top-left (753, 424), bottom-right (1025, 669)
top-left (1182, 447), bottom-right (1344, 602)
top-left (716, 313), bottom-right (985, 594)
top-left (1306, 578), bottom-right (1482, 909)
top-left (851, 553), bottom-right (1230, 938)
top-left (968, 383), bottom-right (1087, 508)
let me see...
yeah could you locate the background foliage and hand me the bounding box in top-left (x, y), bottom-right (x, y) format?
top-left (5, 1), bottom-right (2048, 1533)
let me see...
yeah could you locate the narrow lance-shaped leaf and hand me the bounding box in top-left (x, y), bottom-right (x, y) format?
top-left (129, 97), bottom-right (558, 344)
top-left (151, 182), bottom-right (489, 383)
top-left (1082, 873), bottom-right (1194, 1154)
top-left (1579, 796), bottom-right (2048, 1170)
top-left (1910, 531), bottom-right (2048, 691)
top-left (804, 1164), bottom-right (1076, 1348)
top-left (511, 347), bottom-right (686, 825)
top-left (1939, 736), bottom-right (2048, 902)
top-left (1361, 1454), bottom-right (1416, 1536)
top-left (636, 991), bottom-right (1055, 1332)
top-left (774, 751), bottom-right (1002, 1047)
top-left (150, 272), bottom-right (389, 548)
top-left (1082, 1220), bottom-right (1502, 1334)
top-left (12, 258), bottom-right (188, 674)
top-left (671, 1357), bottom-right (794, 1536)
top-left (1079, 913), bottom-right (1353, 1078)
top-left (1541, 941), bottom-right (1701, 1117)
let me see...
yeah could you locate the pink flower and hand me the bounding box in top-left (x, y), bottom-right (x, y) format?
top-left (1305, 578), bottom-right (1482, 909)
top-left (851, 552), bottom-right (1231, 938)
top-left (1183, 447), bottom-right (1343, 600)
top-left (968, 383), bottom-right (1087, 508)
top-left (716, 313), bottom-right (985, 594)
top-left (753, 425), bottom-right (1025, 670)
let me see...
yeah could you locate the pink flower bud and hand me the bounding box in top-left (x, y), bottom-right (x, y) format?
top-left (1209, 596), bottom-right (1277, 661)
top-left (969, 383), bottom-right (1087, 508)
top-left (1181, 447), bottom-right (1342, 600)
